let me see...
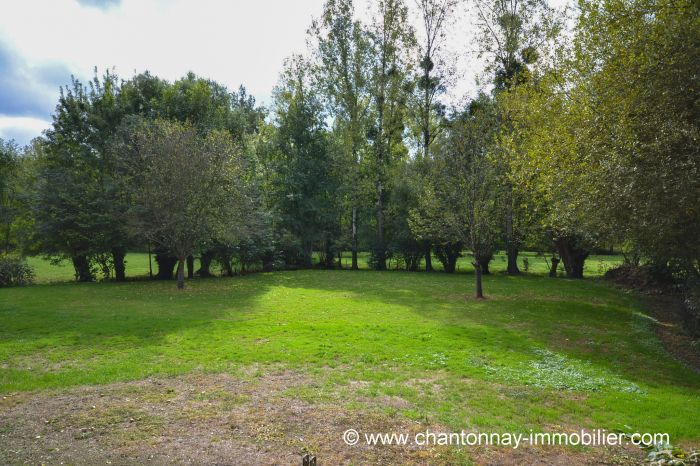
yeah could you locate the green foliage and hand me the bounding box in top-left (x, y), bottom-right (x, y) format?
top-left (412, 95), bottom-right (502, 283)
top-left (409, 0), bottom-right (456, 161)
top-left (0, 138), bottom-right (26, 254)
top-left (113, 119), bottom-right (249, 287)
top-left (0, 254), bottom-right (34, 287)
top-left (268, 56), bottom-right (340, 267)
top-left (642, 442), bottom-right (699, 465)
top-left (365, 0), bottom-right (416, 270)
top-left (504, 0), bottom-right (699, 278)
top-left (26, 68), bottom-right (268, 282)
top-left (2, 0), bottom-right (696, 288)
top-left (474, 0), bottom-right (560, 91)
top-left (384, 165), bottom-right (423, 271)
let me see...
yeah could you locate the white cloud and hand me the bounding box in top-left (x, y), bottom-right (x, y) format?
top-left (0, 0), bottom-right (325, 102)
top-left (0, 0), bottom-right (330, 144)
top-left (0, 0), bottom-right (522, 145)
top-left (0, 116), bottom-right (52, 145)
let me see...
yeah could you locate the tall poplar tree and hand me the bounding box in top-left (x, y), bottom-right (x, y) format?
top-left (367, 0), bottom-right (415, 270)
top-left (411, 0), bottom-right (458, 271)
top-left (311, 0), bottom-right (372, 270)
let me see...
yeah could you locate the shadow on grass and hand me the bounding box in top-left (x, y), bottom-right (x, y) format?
top-left (1, 269), bottom-right (698, 394)
top-left (267, 269), bottom-right (700, 390)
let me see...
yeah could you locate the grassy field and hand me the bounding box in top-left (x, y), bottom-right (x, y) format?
top-left (3, 253), bottom-right (699, 463)
top-left (2, 265), bottom-right (699, 440)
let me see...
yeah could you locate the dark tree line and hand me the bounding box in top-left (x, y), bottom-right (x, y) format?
top-left (0, 0), bottom-right (697, 295)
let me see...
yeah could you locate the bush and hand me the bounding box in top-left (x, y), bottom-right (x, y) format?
top-left (0, 255), bottom-right (34, 287)
top-left (604, 264), bottom-right (668, 292)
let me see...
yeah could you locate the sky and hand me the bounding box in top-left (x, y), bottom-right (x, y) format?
top-left (0, 0), bottom-right (484, 147)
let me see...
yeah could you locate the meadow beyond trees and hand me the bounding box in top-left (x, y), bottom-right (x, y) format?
top-left (0, 0), bottom-right (699, 463)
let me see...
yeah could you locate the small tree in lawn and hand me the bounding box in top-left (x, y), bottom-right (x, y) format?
top-left (421, 95), bottom-right (500, 297)
top-left (117, 119), bottom-right (242, 289)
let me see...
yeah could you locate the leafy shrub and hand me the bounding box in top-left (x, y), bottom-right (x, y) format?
top-left (0, 255), bottom-right (34, 287)
top-left (642, 441), bottom-right (699, 465)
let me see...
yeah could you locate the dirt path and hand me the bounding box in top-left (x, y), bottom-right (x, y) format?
top-left (0, 369), bottom-right (646, 465)
top-left (644, 294), bottom-right (700, 373)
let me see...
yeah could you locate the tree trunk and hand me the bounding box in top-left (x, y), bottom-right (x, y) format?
top-left (549, 257), bottom-right (560, 278)
top-left (351, 206), bottom-right (358, 270)
top-left (376, 181), bottom-right (386, 271)
top-left (423, 63), bottom-right (431, 161)
top-left (474, 251), bottom-right (493, 275)
top-left (186, 255), bottom-right (194, 279)
top-left (112, 249), bottom-right (126, 281)
top-left (71, 255), bottom-right (93, 282)
top-left (505, 208), bottom-right (520, 275)
top-left (262, 251), bottom-right (274, 272)
top-left (302, 246), bottom-right (313, 269)
top-left (222, 258), bottom-right (234, 277)
top-left (3, 223), bottom-right (10, 254)
top-left (324, 238), bottom-right (335, 269)
top-left (506, 245), bottom-right (520, 275)
top-left (435, 243), bottom-right (461, 274)
top-left (176, 257), bottom-right (185, 289)
top-left (555, 237), bottom-right (589, 279)
top-left (155, 253), bottom-right (177, 280)
top-left (197, 250), bottom-right (214, 277)
top-left (473, 261), bottom-right (484, 299)
top-left (425, 242), bottom-right (433, 272)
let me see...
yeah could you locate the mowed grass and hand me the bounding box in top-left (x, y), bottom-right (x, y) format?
top-left (25, 254), bottom-right (155, 284)
top-left (2, 262), bottom-right (699, 445)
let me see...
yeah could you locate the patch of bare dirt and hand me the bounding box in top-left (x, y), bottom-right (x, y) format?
top-left (0, 370), bottom-right (646, 465)
top-left (645, 295), bottom-right (700, 373)
top-left (604, 264), bottom-right (670, 293)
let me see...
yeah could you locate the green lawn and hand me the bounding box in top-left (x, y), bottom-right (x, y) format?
top-left (1, 264), bottom-right (699, 445)
top-left (25, 253), bottom-right (156, 284)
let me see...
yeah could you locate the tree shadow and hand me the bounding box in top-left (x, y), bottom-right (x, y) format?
top-left (266, 269), bottom-right (700, 390)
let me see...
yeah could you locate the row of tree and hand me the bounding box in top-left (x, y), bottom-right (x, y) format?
top-left (0, 0), bottom-right (697, 294)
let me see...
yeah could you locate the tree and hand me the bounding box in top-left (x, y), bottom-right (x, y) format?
top-left (499, 79), bottom-right (597, 279)
top-left (410, 0), bottom-right (458, 271)
top-left (413, 96), bottom-right (501, 294)
top-left (385, 161), bottom-right (423, 271)
top-left (311, 0), bottom-right (373, 270)
top-left (0, 139), bottom-right (20, 253)
top-left (367, 0), bottom-right (415, 270)
top-left (504, 0), bottom-right (699, 279)
top-left (269, 56), bottom-right (339, 268)
top-left (112, 72), bottom-right (267, 280)
top-left (116, 120), bottom-right (245, 289)
top-left (412, 0), bottom-right (456, 161)
top-left (568, 0), bottom-right (700, 275)
top-left (35, 71), bottom-right (129, 281)
top-left (0, 140), bottom-right (38, 256)
top-left (474, 0), bottom-right (560, 275)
